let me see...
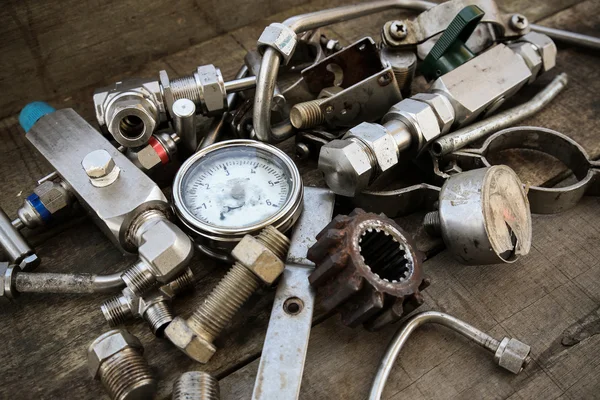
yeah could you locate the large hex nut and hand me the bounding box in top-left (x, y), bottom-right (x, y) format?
top-left (494, 337), bottom-right (531, 374)
top-left (138, 220), bottom-right (194, 283)
top-left (509, 42), bottom-right (543, 83)
top-left (383, 99), bottom-right (441, 151)
top-left (257, 23), bottom-right (298, 65)
top-left (33, 181), bottom-right (72, 214)
top-left (87, 329), bottom-right (143, 379)
top-left (318, 139), bottom-right (374, 197)
top-left (0, 262), bottom-right (17, 303)
top-left (164, 317), bottom-right (216, 363)
top-left (411, 93), bottom-right (455, 134)
top-left (517, 32), bottom-right (556, 73)
top-left (345, 122), bottom-right (399, 174)
top-left (195, 65), bottom-right (226, 115)
top-left (107, 98), bottom-right (159, 147)
top-left (231, 235), bottom-right (285, 285)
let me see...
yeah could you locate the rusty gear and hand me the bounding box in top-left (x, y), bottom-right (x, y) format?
top-left (307, 209), bottom-right (429, 331)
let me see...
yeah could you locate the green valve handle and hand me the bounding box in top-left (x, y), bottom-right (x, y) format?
top-left (420, 5), bottom-right (485, 81)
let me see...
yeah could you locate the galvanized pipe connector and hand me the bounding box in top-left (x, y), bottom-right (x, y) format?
top-left (88, 329), bottom-right (157, 400)
top-left (172, 371), bottom-right (220, 400)
top-left (165, 226), bottom-right (289, 363)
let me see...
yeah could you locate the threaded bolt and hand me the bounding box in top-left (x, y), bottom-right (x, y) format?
top-left (144, 301), bottom-right (174, 336)
top-left (121, 260), bottom-right (156, 296)
top-left (171, 226), bottom-right (289, 361)
top-left (290, 98), bottom-right (327, 129)
top-left (423, 211), bottom-right (442, 237)
top-left (88, 329), bottom-right (156, 400)
top-left (172, 371), bottom-right (220, 400)
top-left (166, 268), bottom-right (195, 295)
top-left (101, 295), bottom-right (133, 327)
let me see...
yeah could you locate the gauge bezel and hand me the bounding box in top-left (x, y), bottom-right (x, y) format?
top-left (172, 139), bottom-right (303, 246)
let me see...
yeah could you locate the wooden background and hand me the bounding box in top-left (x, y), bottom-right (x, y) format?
top-left (0, 0), bottom-right (599, 399)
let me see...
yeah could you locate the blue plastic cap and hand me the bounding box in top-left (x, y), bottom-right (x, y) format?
top-left (19, 101), bottom-right (56, 133)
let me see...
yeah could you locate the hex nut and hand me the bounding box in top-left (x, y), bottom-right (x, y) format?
top-left (231, 235), bottom-right (285, 285)
top-left (82, 150), bottom-right (116, 178)
top-left (384, 99), bottom-right (441, 150)
top-left (411, 93), bottom-right (455, 134)
top-left (509, 42), bottom-right (542, 83)
top-left (257, 23), bottom-right (298, 65)
top-left (18, 254), bottom-right (40, 272)
top-left (164, 317), bottom-right (216, 363)
top-left (345, 122), bottom-right (398, 174)
top-left (135, 144), bottom-right (162, 171)
top-left (494, 337), bottom-right (531, 374)
top-left (0, 262), bottom-right (17, 303)
top-left (33, 181), bottom-right (71, 214)
top-left (87, 329), bottom-right (143, 379)
top-left (196, 65), bottom-right (226, 114)
top-left (517, 32), bottom-right (557, 73)
top-left (318, 139), bottom-right (374, 197)
top-left (138, 220), bottom-right (194, 283)
top-left (107, 98), bottom-right (158, 147)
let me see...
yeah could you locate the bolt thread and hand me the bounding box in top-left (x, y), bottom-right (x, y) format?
top-left (122, 262), bottom-right (157, 296)
top-left (172, 371), bottom-right (220, 400)
top-left (171, 75), bottom-right (202, 105)
top-left (290, 98), bottom-right (327, 129)
top-left (99, 347), bottom-right (156, 400)
top-left (101, 296), bottom-right (132, 327)
top-left (255, 225), bottom-right (290, 260)
top-left (144, 301), bottom-right (174, 336)
top-left (391, 63), bottom-right (416, 95)
top-left (423, 211), bottom-right (442, 237)
top-left (188, 263), bottom-right (261, 341)
top-left (168, 268), bottom-right (195, 296)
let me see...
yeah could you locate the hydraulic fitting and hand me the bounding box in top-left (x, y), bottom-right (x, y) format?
top-left (165, 226), bottom-right (289, 363)
top-left (125, 132), bottom-right (179, 173)
top-left (101, 268), bottom-right (195, 336)
top-left (87, 329), bottom-right (157, 400)
top-left (257, 23), bottom-right (298, 65)
top-left (424, 166), bottom-right (532, 265)
top-left (172, 371), bottom-right (220, 400)
top-left (319, 35), bottom-right (556, 196)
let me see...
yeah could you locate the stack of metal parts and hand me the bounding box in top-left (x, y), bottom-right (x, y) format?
top-left (1, 0), bottom-right (598, 398)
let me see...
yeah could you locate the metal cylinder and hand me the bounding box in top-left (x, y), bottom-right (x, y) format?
top-left (223, 76), bottom-right (256, 93)
top-left (14, 271), bottom-right (125, 294)
top-left (172, 371), bottom-right (220, 400)
top-left (530, 24), bottom-right (600, 50)
top-left (0, 208), bottom-right (35, 267)
top-left (172, 98), bottom-right (197, 152)
top-left (290, 98), bottom-right (327, 129)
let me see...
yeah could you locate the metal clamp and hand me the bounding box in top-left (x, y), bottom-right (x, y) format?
top-left (439, 126), bottom-right (600, 214)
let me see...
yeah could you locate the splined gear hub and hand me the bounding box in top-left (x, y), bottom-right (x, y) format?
top-left (307, 209), bottom-right (429, 330)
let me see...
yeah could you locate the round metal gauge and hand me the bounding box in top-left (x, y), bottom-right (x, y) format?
top-left (173, 139), bottom-right (303, 259)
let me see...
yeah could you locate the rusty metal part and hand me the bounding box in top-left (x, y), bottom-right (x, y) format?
top-left (307, 209), bottom-right (429, 330)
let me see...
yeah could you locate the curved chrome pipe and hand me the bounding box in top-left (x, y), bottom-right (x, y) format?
top-left (14, 271), bottom-right (124, 294)
top-left (368, 311), bottom-right (531, 400)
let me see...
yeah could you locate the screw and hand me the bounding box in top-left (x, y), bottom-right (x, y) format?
top-left (389, 20), bottom-right (408, 41)
top-left (87, 329), bottom-right (156, 400)
top-left (290, 98), bottom-right (328, 129)
top-left (165, 226), bottom-right (290, 363)
top-left (82, 149), bottom-right (120, 187)
top-left (423, 211), bottom-right (441, 237)
top-left (510, 14), bottom-right (529, 31)
top-left (172, 371), bottom-right (220, 400)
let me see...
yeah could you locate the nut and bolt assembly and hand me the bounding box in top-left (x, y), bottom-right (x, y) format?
top-left (87, 329), bottom-right (156, 400)
top-left (165, 226), bottom-right (290, 363)
top-left (172, 371), bottom-right (220, 400)
top-left (82, 149), bottom-right (121, 188)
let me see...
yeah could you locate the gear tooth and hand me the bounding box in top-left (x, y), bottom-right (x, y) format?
top-left (307, 229), bottom-right (346, 263)
top-left (315, 215), bottom-right (352, 241)
top-left (308, 252), bottom-right (349, 286)
top-left (340, 286), bottom-right (385, 328)
top-left (318, 268), bottom-right (364, 312)
top-left (349, 208), bottom-right (367, 217)
top-left (419, 277), bottom-right (431, 291)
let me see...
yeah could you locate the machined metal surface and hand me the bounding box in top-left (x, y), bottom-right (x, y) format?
top-left (427, 166), bottom-right (532, 264)
top-left (307, 209), bottom-right (429, 330)
top-left (444, 126), bottom-right (600, 214)
top-left (368, 311), bottom-right (531, 400)
top-left (172, 371), bottom-right (220, 400)
top-left (252, 187), bottom-right (336, 400)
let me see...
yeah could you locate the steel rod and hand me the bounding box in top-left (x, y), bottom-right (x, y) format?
top-left (14, 271), bottom-right (124, 294)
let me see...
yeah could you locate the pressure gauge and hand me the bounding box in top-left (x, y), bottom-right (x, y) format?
top-left (172, 139), bottom-right (303, 260)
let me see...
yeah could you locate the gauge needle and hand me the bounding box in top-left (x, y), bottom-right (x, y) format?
top-left (220, 204), bottom-right (245, 220)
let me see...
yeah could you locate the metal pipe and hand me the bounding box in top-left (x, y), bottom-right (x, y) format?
top-left (14, 271), bottom-right (124, 294)
top-left (198, 65), bottom-right (249, 150)
top-left (368, 311), bottom-right (531, 400)
top-left (253, 0), bottom-right (437, 143)
top-left (0, 208), bottom-right (34, 265)
top-left (431, 72), bottom-right (568, 156)
top-left (530, 24), bottom-right (600, 50)
top-left (224, 76), bottom-right (256, 93)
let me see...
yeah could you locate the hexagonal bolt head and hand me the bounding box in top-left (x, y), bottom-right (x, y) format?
top-left (133, 144), bottom-right (163, 172)
top-left (345, 122), bottom-right (399, 174)
top-left (509, 42), bottom-right (543, 83)
top-left (33, 181), bottom-right (72, 214)
top-left (494, 337), bottom-right (531, 374)
top-left (230, 235), bottom-right (285, 285)
top-left (87, 329), bottom-right (143, 379)
top-left (81, 150), bottom-right (121, 188)
top-left (517, 32), bottom-right (557, 73)
top-left (318, 139), bottom-right (375, 197)
top-left (195, 65), bottom-right (226, 114)
top-left (164, 317), bottom-right (216, 363)
top-left (257, 23), bottom-right (298, 64)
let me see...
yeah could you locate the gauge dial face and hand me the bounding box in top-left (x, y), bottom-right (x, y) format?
top-left (179, 146), bottom-right (294, 229)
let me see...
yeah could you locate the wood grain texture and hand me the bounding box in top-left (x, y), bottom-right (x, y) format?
top-left (0, 0), bottom-right (598, 399)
